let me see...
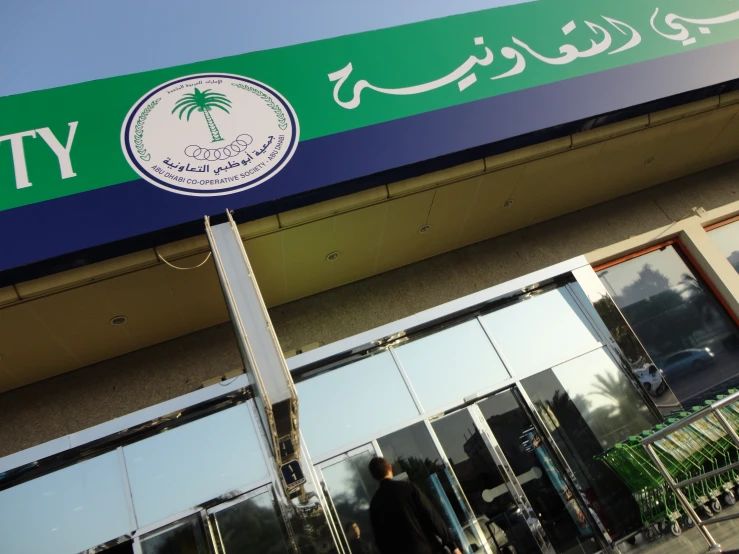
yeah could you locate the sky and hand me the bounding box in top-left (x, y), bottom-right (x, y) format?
top-left (1, 0), bottom-right (531, 98)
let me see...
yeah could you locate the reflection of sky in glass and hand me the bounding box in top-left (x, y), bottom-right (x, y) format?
top-left (480, 289), bottom-right (600, 378)
top-left (394, 320), bottom-right (510, 413)
top-left (297, 352), bottom-right (419, 458)
top-left (0, 451), bottom-right (131, 554)
top-left (124, 404), bottom-right (269, 526)
top-left (598, 247), bottom-right (690, 307)
top-left (551, 348), bottom-right (657, 448)
top-left (709, 221), bottom-right (739, 273)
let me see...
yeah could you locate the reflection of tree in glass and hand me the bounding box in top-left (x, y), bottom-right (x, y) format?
top-left (680, 273), bottom-right (720, 326)
top-left (588, 372), bottom-right (650, 446)
top-left (616, 264), bottom-right (671, 307)
top-left (330, 475), bottom-right (373, 517)
top-left (287, 494), bottom-right (339, 554)
top-left (392, 455), bottom-right (446, 504)
top-left (535, 390), bottom-right (643, 538)
top-left (395, 455), bottom-right (444, 482)
top-left (216, 494), bottom-right (290, 554)
top-left (612, 265), bottom-right (703, 357)
top-left (141, 523), bottom-right (201, 554)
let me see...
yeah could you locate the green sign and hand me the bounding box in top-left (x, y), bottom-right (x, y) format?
top-left (1, 0), bottom-right (739, 212)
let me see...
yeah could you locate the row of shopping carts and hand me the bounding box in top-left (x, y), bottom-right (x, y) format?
top-left (598, 388), bottom-right (739, 547)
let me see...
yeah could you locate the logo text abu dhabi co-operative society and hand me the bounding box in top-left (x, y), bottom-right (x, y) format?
top-left (121, 74), bottom-right (299, 196)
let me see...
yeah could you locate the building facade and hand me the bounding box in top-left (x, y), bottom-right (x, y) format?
top-left (4, 1), bottom-right (739, 553)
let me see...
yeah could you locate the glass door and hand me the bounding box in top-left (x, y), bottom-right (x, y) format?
top-left (430, 407), bottom-right (550, 554)
top-left (207, 487), bottom-right (292, 554)
top-left (134, 486), bottom-right (294, 554)
top-left (316, 444), bottom-right (381, 554)
top-left (375, 421), bottom-right (490, 554)
top-left (475, 389), bottom-right (601, 554)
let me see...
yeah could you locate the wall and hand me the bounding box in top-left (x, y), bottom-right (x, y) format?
top-left (2, 159), bottom-right (739, 458)
top-left (271, 159), bottom-right (739, 351)
top-left (0, 323), bottom-right (241, 457)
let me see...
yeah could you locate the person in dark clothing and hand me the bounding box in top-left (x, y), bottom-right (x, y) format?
top-left (368, 457), bottom-right (461, 554)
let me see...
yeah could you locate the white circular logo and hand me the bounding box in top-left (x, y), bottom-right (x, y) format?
top-left (121, 73), bottom-right (299, 196)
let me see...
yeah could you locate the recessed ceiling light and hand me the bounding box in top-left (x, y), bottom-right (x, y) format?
top-left (326, 251), bottom-right (340, 261)
top-left (419, 225), bottom-right (431, 234)
top-left (110, 316), bottom-right (127, 326)
top-left (503, 199), bottom-right (514, 208)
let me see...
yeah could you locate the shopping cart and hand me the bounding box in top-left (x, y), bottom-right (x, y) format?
top-left (598, 388), bottom-right (739, 549)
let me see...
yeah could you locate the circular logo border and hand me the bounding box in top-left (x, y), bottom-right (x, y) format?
top-left (121, 73), bottom-right (300, 197)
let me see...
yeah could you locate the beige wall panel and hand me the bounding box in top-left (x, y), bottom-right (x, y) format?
top-left (457, 167), bottom-right (522, 246)
top-left (388, 160), bottom-right (484, 197)
top-left (375, 190), bottom-right (436, 273)
top-left (244, 232), bottom-right (287, 308)
top-left (0, 303), bottom-right (81, 389)
top-left (649, 97), bottom-right (719, 125)
top-left (278, 187), bottom-right (387, 226)
top-left (421, 177), bottom-right (482, 257)
top-left (237, 215), bottom-right (280, 238)
top-left (0, 367), bottom-right (20, 394)
top-left (0, 286), bottom-right (18, 307)
top-left (0, 323), bottom-right (241, 456)
top-left (27, 271), bottom-right (176, 369)
top-left (16, 250), bottom-right (158, 298)
top-left (158, 254), bottom-right (229, 329)
top-left (282, 203), bottom-right (388, 302)
top-left (499, 145), bottom-right (600, 230)
top-left (698, 108), bottom-right (739, 169)
top-left (640, 108), bottom-right (738, 183)
top-left (156, 235), bottom-right (210, 260)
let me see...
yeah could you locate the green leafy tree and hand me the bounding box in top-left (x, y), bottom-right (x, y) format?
top-left (172, 88), bottom-right (232, 142)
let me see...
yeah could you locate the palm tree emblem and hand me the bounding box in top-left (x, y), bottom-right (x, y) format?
top-left (172, 88), bottom-right (232, 143)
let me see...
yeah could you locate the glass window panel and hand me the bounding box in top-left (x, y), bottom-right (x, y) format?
top-left (140, 515), bottom-right (209, 554)
top-left (521, 365), bottom-right (654, 540)
top-left (320, 451), bottom-right (379, 554)
top-left (103, 541), bottom-right (135, 554)
top-left (394, 320), bottom-right (510, 413)
top-left (551, 348), bottom-right (656, 449)
top-left (297, 352), bottom-right (419, 458)
top-left (431, 411), bottom-right (546, 554)
top-left (709, 220), bottom-right (739, 273)
top-left (598, 245), bottom-right (739, 406)
top-left (377, 423), bottom-right (485, 554)
top-left (0, 451), bottom-right (132, 554)
top-left (212, 490), bottom-right (291, 554)
top-left (480, 289), bottom-right (600, 378)
top-left (124, 404), bottom-right (269, 527)
top-left (478, 390), bottom-right (599, 554)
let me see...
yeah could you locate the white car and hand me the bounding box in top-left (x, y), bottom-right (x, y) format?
top-left (635, 363), bottom-right (667, 396)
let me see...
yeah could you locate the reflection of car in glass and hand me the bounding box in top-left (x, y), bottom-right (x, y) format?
top-left (634, 364), bottom-right (666, 396)
top-left (657, 348), bottom-right (715, 377)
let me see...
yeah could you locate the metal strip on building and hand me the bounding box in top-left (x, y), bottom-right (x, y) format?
top-left (205, 212), bottom-right (302, 490)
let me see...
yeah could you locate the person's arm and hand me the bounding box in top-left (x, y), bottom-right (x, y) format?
top-left (412, 484), bottom-right (460, 552)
